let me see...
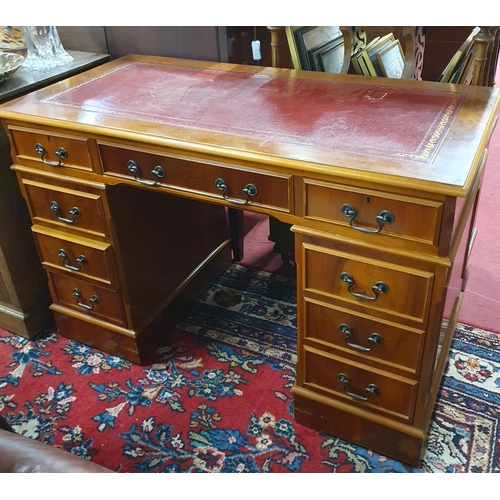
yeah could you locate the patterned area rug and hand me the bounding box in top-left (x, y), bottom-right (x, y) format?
top-left (0, 263), bottom-right (499, 472)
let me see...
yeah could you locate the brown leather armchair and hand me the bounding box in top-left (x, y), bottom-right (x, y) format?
top-left (0, 415), bottom-right (113, 473)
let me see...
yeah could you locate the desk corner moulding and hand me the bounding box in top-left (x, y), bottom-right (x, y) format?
top-left (0, 54), bottom-right (498, 466)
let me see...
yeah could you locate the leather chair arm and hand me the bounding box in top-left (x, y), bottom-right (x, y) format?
top-left (0, 429), bottom-right (113, 473)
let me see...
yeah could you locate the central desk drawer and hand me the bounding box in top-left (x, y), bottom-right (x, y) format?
top-left (98, 143), bottom-right (292, 212)
top-left (303, 243), bottom-right (435, 323)
top-left (32, 225), bottom-right (116, 287)
top-left (48, 273), bottom-right (125, 326)
top-left (21, 178), bottom-right (109, 239)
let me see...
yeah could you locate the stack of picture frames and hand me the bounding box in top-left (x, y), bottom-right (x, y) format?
top-left (285, 26), bottom-right (346, 73)
top-left (350, 32), bottom-right (405, 78)
top-left (285, 26), bottom-right (406, 79)
top-left (438, 26), bottom-right (480, 84)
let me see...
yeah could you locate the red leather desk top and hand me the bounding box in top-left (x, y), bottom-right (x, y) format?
top-left (40, 61), bottom-right (464, 164)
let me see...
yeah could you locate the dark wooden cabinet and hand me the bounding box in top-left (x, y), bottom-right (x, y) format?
top-left (0, 131), bottom-right (52, 336)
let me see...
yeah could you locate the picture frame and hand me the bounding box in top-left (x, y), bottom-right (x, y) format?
top-left (285, 26), bottom-right (302, 70)
top-left (310, 36), bottom-right (345, 73)
top-left (376, 39), bottom-right (405, 78)
top-left (366, 32), bottom-right (395, 75)
top-left (288, 26), bottom-right (341, 70)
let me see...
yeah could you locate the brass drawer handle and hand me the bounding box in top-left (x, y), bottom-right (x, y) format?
top-left (127, 160), bottom-right (165, 186)
top-left (215, 177), bottom-right (258, 205)
top-left (340, 272), bottom-right (389, 301)
top-left (338, 373), bottom-right (379, 401)
top-left (50, 201), bottom-right (81, 224)
top-left (339, 324), bottom-right (383, 352)
top-left (58, 249), bottom-right (87, 271)
top-left (35, 143), bottom-right (68, 167)
top-left (341, 203), bottom-right (394, 234)
top-left (72, 288), bottom-right (98, 310)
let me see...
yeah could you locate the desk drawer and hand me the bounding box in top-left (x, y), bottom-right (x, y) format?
top-left (303, 348), bottom-right (418, 420)
top-left (98, 143), bottom-right (292, 212)
top-left (304, 243), bottom-right (434, 323)
top-left (21, 178), bottom-right (109, 239)
top-left (32, 225), bottom-right (116, 288)
top-left (303, 179), bottom-right (443, 246)
top-left (10, 126), bottom-right (94, 173)
top-left (304, 298), bottom-right (425, 374)
top-left (48, 272), bottom-right (125, 326)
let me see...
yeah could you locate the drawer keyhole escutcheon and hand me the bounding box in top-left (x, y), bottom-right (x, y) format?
top-left (215, 178), bottom-right (258, 205)
top-left (340, 272), bottom-right (389, 301)
top-left (127, 160), bottom-right (165, 186)
top-left (339, 324), bottom-right (383, 351)
top-left (338, 373), bottom-right (379, 401)
top-left (73, 288), bottom-right (99, 310)
top-left (35, 143), bottom-right (68, 167)
top-left (50, 201), bottom-right (81, 224)
top-left (341, 203), bottom-right (394, 234)
top-left (58, 249), bottom-right (88, 271)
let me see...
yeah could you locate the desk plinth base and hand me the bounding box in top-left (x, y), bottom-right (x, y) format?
top-left (292, 386), bottom-right (425, 467)
top-left (51, 309), bottom-right (150, 364)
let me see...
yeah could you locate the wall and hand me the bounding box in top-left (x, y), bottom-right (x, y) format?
top-left (57, 26), bottom-right (228, 63)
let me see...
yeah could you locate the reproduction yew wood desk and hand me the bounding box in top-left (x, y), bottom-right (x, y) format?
top-left (0, 55), bottom-right (498, 466)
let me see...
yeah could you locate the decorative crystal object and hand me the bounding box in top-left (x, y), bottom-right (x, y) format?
top-left (22, 26), bottom-right (72, 71)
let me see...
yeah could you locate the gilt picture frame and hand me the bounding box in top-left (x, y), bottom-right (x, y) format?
top-left (376, 39), bottom-right (405, 79)
top-left (285, 26), bottom-right (302, 70)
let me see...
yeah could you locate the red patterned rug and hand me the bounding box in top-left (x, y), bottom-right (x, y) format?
top-left (0, 264), bottom-right (499, 472)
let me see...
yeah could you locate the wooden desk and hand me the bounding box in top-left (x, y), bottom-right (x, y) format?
top-left (0, 55), bottom-right (498, 466)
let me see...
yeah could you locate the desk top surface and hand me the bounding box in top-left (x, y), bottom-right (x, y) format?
top-left (1, 54), bottom-right (498, 195)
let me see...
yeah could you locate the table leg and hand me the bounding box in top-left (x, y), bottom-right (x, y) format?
top-left (228, 207), bottom-right (244, 261)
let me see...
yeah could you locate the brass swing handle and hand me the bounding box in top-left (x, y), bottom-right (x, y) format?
top-left (340, 272), bottom-right (389, 301)
top-left (338, 373), bottom-right (379, 401)
top-left (72, 288), bottom-right (98, 311)
top-left (50, 201), bottom-right (81, 224)
top-left (341, 203), bottom-right (394, 234)
top-left (339, 324), bottom-right (383, 352)
top-left (127, 160), bottom-right (165, 186)
top-left (58, 249), bottom-right (87, 271)
top-left (35, 143), bottom-right (68, 167)
top-left (215, 178), bottom-right (258, 206)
